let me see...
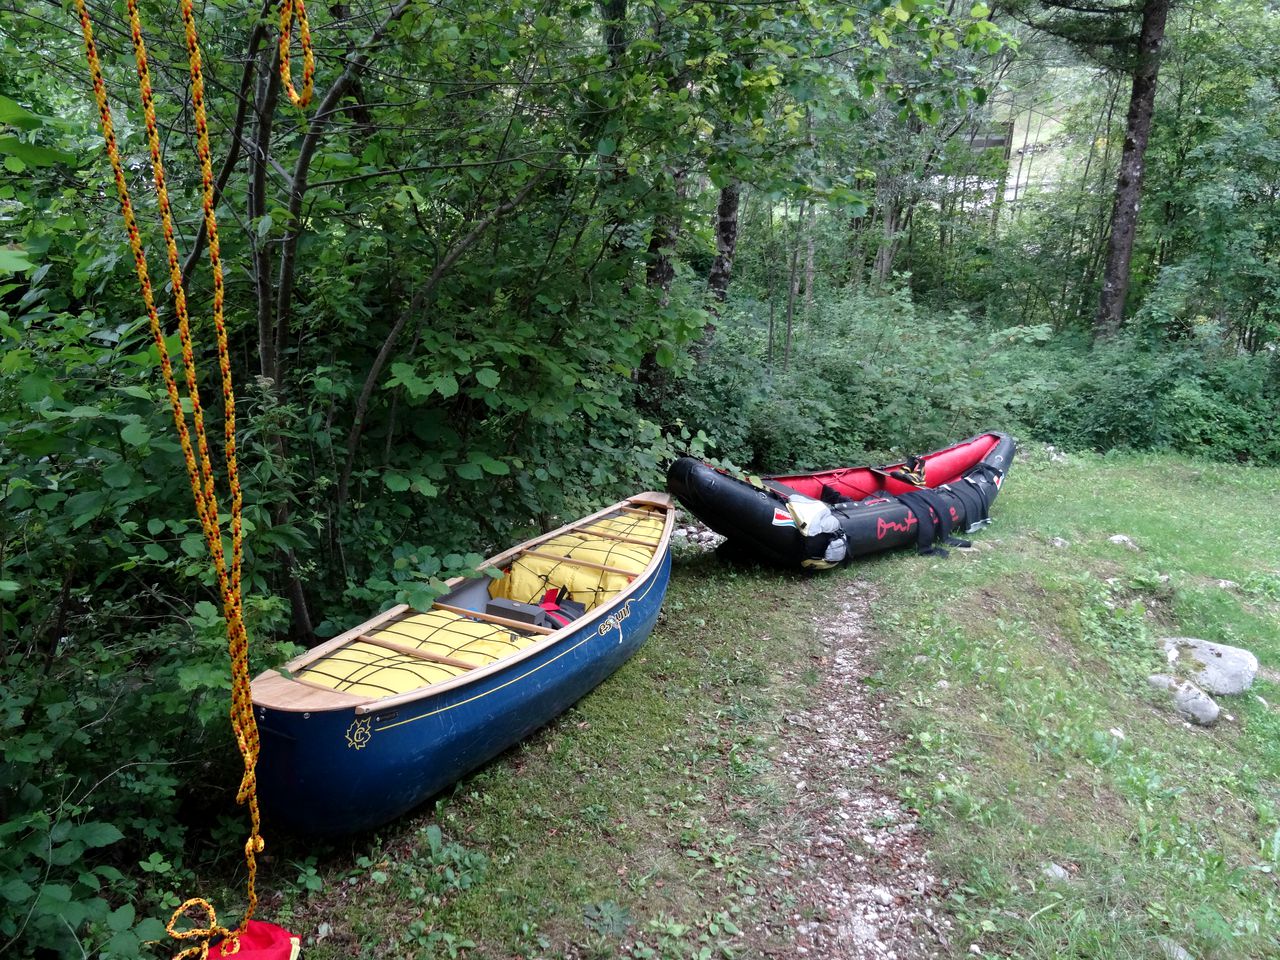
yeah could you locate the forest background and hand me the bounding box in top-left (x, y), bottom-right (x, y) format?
top-left (2, 0), bottom-right (1279, 953)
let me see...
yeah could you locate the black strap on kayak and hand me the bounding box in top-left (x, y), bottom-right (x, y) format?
top-left (896, 488), bottom-right (971, 557)
top-left (946, 480), bottom-right (988, 531)
top-left (966, 462), bottom-right (1004, 488)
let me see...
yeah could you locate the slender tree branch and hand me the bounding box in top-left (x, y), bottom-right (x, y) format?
top-left (175, 0), bottom-right (273, 297)
top-left (273, 0), bottom-right (425, 372)
top-left (334, 173), bottom-right (545, 514)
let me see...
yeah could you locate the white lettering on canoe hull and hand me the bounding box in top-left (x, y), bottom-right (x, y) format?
top-left (597, 599), bottom-right (635, 641)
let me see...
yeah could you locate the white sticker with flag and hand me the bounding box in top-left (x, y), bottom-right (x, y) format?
top-left (771, 508), bottom-right (796, 527)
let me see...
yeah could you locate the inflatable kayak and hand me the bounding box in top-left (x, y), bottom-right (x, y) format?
top-left (667, 432), bottom-right (1015, 569)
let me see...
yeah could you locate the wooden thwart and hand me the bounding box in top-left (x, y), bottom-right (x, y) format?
top-left (359, 634), bottom-right (478, 671)
top-left (520, 548), bottom-right (638, 577)
top-left (618, 505), bottom-right (661, 518)
top-left (582, 527), bottom-right (660, 548)
top-left (432, 602), bottom-right (556, 635)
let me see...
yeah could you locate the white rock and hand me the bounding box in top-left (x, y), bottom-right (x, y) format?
top-left (1161, 637), bottom-right (1258, 695)
top-left (1216, 580), bottom-right (1238, 590)
top-left (1042, 862), bottom-right (1070, 882)
top-left (1148, 673), bottom-right (1220, 726)
top-left (1050, 537), bottom-right (1070, 548)
top-left (1109, 534), bottom-right (1139, 551)
top-left (1157, 937), bottom-right (1195, 960)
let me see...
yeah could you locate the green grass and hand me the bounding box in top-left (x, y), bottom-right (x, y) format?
top-left (865, 445), bottom-right (1280, 959)
top-left (245, 445), bottom-right (1280, 959)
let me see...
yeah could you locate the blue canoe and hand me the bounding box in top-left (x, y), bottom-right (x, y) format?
top-left (251, 492), bottom-right (675, 834)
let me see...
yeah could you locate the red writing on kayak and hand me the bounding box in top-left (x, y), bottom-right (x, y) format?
top-left (877, 514), bottom-right (917, 539)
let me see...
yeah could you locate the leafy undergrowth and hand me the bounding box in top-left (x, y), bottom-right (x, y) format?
top-left (254, 557), bottom-right (833, 959)
top-left (866, 444), bottom-right (1280, 959)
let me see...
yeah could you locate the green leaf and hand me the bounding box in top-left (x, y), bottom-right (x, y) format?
top-left (0, 96), bottom-right (45, 130)
top-left (143, 543), bottom-right (168, 562)
top-left (409, 476), bottom-right (439, 497)
top-left (475, 367), bottom-right (500, 388)
top-left (120, 421), bottom-right (151, 446)
top-left (478, 456), bottom-right (510, 476)
top-left (18, 373), bottom-right (49, 402)
top-left (78, 821), bottom-right (125, 848)
top-left (102, 461), bottom-right (135, 489)
top-left (387, 362), bottom-right (430, 398)
top-left (433, 374), bottom-right (459, 398)
top-left (104, 929), bottom-right (140, 957)
top-left (147, 518), bottom-right (166, 535)
top-left (37, 883), bottom-right (72, 904)
top-left (0, 580), bottom-right (18, 600)
top-left (0, 878), bottom-right (34, 903)
top-left (455, 462), bottom-right (483, 481)
top-left (192, 600), bottom-right (220, 622)
top-left (384, 472), bottom-right (411, 492)
top-left (107, 903), bottom-right (136, 932)
top-left (135, 917), bottom-right (167, 940)
top-left (68, 490), bottom-right (106, 527)
top-left (0, 246), bottom-right (33, 274)
top-left (0, 136), bottom-right (74, 167)
top-left (49, 840), bottom-right (85, 865)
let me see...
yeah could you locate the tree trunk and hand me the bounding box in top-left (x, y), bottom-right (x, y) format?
top-left (783, 200), bottom-right (805, 371)
top-left (803, 199), bottom-right (817, 311)
top-left (248, 48), bottom-right (282, 384)
top-left (766, 203), bottom-right (776, 365)
top-left (645, 168), bottom-right (687, 300)
top-left (1095, 0), bottom-right (1172, 338)
top-left (872, 189), bottom-right (902, 286)
top-left (707, 180), bottom-right (741, 306)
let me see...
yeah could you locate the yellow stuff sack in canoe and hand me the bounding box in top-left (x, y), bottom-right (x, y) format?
top-left (490, 529), bottom-right (655, 611)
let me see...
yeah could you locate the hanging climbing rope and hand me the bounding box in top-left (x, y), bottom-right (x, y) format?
top-left (73, 0), bottom-right (313, 955)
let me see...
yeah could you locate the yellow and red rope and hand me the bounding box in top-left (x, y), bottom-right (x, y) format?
top-left (73, 0), bottom-right (313, 955)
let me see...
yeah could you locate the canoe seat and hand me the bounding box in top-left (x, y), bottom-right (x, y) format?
top-left (295, 610), bottom-right (540, 697)
top-left (491, 512), bottom-right (663, 611)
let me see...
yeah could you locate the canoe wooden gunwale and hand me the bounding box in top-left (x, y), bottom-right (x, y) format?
top-left (252, 493), bottom-right (675, 716)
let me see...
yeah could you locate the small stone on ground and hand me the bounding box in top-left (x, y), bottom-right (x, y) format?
top-left (1148, 674), bottom-right (1220, 727)
top-left (1161, 637), bottom-right (1258, 696)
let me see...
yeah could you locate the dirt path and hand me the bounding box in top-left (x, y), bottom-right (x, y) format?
top-left (754, 577), bottom-right (955, 959)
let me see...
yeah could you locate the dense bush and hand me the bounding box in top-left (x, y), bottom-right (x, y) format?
top-left (663, 290), bottom-right (1280, 471)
